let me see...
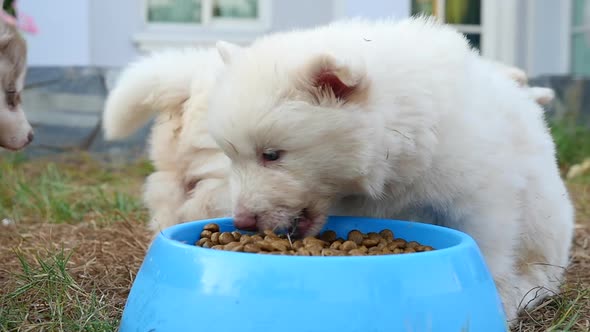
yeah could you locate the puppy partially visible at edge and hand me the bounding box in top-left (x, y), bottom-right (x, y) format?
top-left (0, 20), bottom-right (33, 151)
top-left (490, 60), bottom-right (555, 106)
top-left (102, 48), bottom-right (230, 234)
top-left (102, 45), bottom-right (557, 237)
top-left (207, 18), bottom-right (573, 325)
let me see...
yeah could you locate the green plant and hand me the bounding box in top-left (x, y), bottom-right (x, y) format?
top-left (2, 0), bottom-right (16, 17)
top-left (0, 153), bottom-right (147, 224)
top-left (549, 120), bottom-right (590, 169)
top-left (0, 248), bottom-right (120, 331)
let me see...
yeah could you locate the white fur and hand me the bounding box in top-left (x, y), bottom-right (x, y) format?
top-left (208, 18), bottom-right (574, 325)
top-left (103, 48), bottom-right (218, 140)
top-left (102, 41), bottom-right (551, 239)
top-left (527, 87), bottom-right (555, 106)
top-left (491, 60), bottom-right (556, 106)
top-left (102, 47), bottom-right (231, 232)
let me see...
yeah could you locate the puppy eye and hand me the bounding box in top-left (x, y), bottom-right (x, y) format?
top-left (184, 178), bottom-right (200, 194)
top-left (5, 90), bottom-right (18, 109)
top-left (262, 149), bottom-right (282, 162)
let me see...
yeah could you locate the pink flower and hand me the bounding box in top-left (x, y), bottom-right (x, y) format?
top-left (0, 0), bottom-right (38, 34)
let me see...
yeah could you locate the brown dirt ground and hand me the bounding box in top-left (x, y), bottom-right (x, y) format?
top-left (0, 220), bottom-right (151, 326)
top-left (0, 185), bottom-right (588, 331)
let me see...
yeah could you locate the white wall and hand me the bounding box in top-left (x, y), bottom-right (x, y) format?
top-left (272, 0), bottom-right (334, 32)
top-left (333, 0), bottom-right (410, 20)
top-left (16, 0), bottom-right (572, 76)
top-left (524, 0), bottom-right (570, 76)
top-left (20, 0), bottom-right (339, 67)
top-left (19, 0), bottom-right (411, 68)
top-left (19, 0), bottom-right (91, 66)
top-left (89, 0), bottom-right (143, 67)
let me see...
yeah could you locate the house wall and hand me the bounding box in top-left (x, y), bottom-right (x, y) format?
top-left (19, 0), bottom-right (91, 66)
top-left (89, 0), bottom-right (143, 68)
top-left (17, 0), bottom-right (575, 76)
top-left (519, 0), bottom-right (571, 76)
top-left (132, 0), bottom-right (337, 58)
top-left (20, 0), bottom-right (338, 67)
top-left (333, 0), bottom-right (410, 20)
top-left (271, 0), bottom-right (335, 32)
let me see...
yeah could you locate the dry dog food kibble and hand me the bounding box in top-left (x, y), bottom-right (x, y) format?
top-left (194, 223), bottom-right (435, 256)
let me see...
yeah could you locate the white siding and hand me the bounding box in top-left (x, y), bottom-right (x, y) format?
top-left (20, 0), bottom-right (91, 66)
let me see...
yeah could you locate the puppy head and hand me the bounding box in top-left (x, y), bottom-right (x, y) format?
top-left (0, 22), bottom-right (33, 151)
top-left (209, 42), bottom-right (376, 237)
top-left (143, 156), bottom-right (231, 233)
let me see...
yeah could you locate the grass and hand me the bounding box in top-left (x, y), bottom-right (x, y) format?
top-left (0, 152), bottom-right (151, 225)
top-left (0, 152), bottom-right (151, 332)
top-left (0, 147), bottom-right (588, 331)
top-left (0, 248), bottom-right (119, 331)
top-left (549, 119), bottom-right (590, 171)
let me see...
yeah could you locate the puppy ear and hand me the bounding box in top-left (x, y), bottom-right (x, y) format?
top-left (0, 22), bottom-right (26, 73)
top-left (298, 54), bottom-right (368, 105)
top-left (528, 87), bottom-right (555, 106)
top-left (216, 41), bottom-right (242, 65)
top-left (0, 21), bottom-right (16, 49)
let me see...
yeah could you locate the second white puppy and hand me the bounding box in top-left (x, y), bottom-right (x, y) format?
top-left (103, 48), bottom-right (230, 233)
top-left (208, 18), bottom-right (574, 324)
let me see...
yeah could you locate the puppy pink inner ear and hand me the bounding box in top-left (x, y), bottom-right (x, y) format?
top-left (314, 69), bottom-right (356, 101)
top-left (301, 54), bottom-right (368, 104)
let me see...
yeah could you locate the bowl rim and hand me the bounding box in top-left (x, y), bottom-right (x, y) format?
top-left (154, 216), bottom-right (477, 260)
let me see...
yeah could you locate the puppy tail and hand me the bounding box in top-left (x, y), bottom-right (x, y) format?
top-left (102, 48), bottom-right (219, 140)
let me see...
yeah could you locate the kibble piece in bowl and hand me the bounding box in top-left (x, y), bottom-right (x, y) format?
top-left (194, 223), bottom-right (434, 256)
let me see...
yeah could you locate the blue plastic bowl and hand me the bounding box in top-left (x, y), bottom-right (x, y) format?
top-left (120, 216), bottom-right (508, 332)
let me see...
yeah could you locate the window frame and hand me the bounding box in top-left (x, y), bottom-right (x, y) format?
top-left (568, 0), bottom-right (590, 76)
top-left (419, 0), bottom-right (484, 42)
top-left (134, 0), bottom-right (272, 52)
top-left (411, 0), bottom-right (517, 66)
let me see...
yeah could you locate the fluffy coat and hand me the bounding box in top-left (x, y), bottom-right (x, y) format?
top-left (102, 44), bottom-right (555, 238)
top-left (102, 48), bottom-right (230, 233)
top-left (207, 18), bottom-right (574, 324)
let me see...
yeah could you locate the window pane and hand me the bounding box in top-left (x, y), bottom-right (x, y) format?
top-left (572, 0), bottom-right (588, 27)
top-left (213, 0), bottom-right (258, 19)
top-left (572, 33), bottom-right (590, 76)
top-left (445, 0), bottom-right (481, 25)
top-left (464, 33), bottom-right (481, 52)
top-left (411, 0), bottom-right (436, 16)
top-left (147, 0), bottom-right (202, 23)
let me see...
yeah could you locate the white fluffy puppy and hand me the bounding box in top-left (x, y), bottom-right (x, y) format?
top-left (101, 44), bottom-right (553, 236)
top-left (102, 48), bottom-right (230, 233)
top-left (208, 18), bottom-right (574, 324)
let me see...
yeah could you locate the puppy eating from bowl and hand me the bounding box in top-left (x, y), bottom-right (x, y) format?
top-left (0, 20), bottom-right (33, 151)
top-left (207, 18), bottom-right (574, 325)
top-left (103, 43), bottom-right (555, 240)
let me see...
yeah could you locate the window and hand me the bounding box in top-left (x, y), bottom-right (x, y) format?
top-left (135, 0), bottom-right (271, 52)
top-left (571, 0), bottom-right (590, 76)
top-left (411, 0), bottom-right (482, 52)
top-left (146, 0), bottom-right (266, 29)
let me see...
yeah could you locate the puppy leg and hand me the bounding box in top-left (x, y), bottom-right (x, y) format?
top-left (143, 171), bottom-right (185, 234)
top-left (513, 173), bottom-right (574, 313)
top-left (448, 185), bottom-right (524, 323)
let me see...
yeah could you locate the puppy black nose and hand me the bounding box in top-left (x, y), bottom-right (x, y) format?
top-left (27, 131), bottom-right (34, 143)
